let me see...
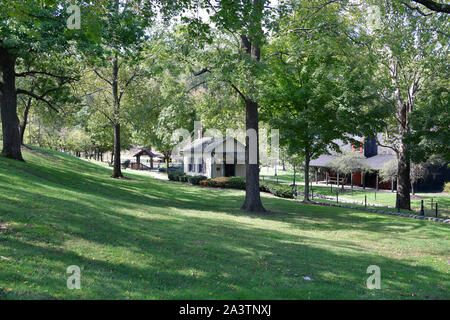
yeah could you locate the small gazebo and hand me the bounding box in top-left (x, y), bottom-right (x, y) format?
top-left (132, 148), bottom-right (163, 170)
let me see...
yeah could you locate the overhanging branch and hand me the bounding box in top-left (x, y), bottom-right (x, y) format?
top-left (16, 89), bottom-right (59, 113)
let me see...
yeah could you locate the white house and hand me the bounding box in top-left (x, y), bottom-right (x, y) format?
top-left (181, 136), bottom-right (246, 179)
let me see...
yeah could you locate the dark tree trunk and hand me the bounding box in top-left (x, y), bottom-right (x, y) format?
top-left (239, 26), bottom-right (265, 213)
top-left (396, 147), bottom-right (411, 209)
top-left (293, 166), bottom-right (296, 187)
top-left (241, 99), bottom-right (265, 213)
top-left (111, 122), bottom-right (122, 178)
top-left (303, 148), bottom-right (310, 202)
top-left (111, 53), bottom-right (123, 179)
top-left (0, 49), bottom-right (23, 160)
top-left (19, 97), bottom-right (32, 145)
top-left (166, 156), bottom-right (170, 174)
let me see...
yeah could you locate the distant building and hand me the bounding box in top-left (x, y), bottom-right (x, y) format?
top-left (309, 136), bottom-right (449, 191)
top-left (181, 136), bottom-right (246, 179)
top-left (131, 147), bottom-right (165, 170)
top-left (309, 137), bottom-right (396, 190)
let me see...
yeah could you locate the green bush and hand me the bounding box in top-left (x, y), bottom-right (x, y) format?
top-left (187, 175), bottom-right (208, 185)
top-left (260, 181), bottom-right (293, 199)
top-left (227, 176), bottom-right (246, 190)
top-left (444, 182), bottom-right (450, 193)
top-left (199, 176), bottom-right (292, 199)
top-left (121, 160), bottom-right (130, 169)
top-left (168, 171), bottom-right (186, 182)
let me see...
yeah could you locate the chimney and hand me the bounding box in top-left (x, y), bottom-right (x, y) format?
top-left (363, 137), bottom-right (377, 158)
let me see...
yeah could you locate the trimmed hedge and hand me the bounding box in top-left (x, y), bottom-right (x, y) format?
top-left (187, 175), bottom-right (208, 185)
top-left (168, 172), bottom-right (186, 182)
top-left (168, 172), bottom-right (207, 185)
top-left (260, 181), bottom-right (293, 199)
top-left (198, 176), bottom-right (293, 199)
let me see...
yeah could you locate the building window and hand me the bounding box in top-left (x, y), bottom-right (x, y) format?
top-left (188, 157), bottom-right (194, 172)
top-left (198, 164), bottom-right (202, 173)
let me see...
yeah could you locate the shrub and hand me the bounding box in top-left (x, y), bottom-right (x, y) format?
top-left (122, 159), bottom-right (130, 169)
top-left (444, 182), bottom-right (450, 193)
top-left (227, 176), bottom-right (246, 190)
top-left (260, 181), bottom-right (293, 199)
top-left (158, 167), bottom-right (166, 173)
top-left (168, 171), bottom-right (186, 182)
top-left (200, 177), bottom-right (230, 188)
top-left (188, 175), bottom-right (207, 185)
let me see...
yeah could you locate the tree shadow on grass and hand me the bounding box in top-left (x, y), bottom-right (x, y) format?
top-left (1, 220), bottom-right (448, 299)
top-left (1, 153), bottom-right (449, 299)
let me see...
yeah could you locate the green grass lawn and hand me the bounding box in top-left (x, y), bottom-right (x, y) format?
top-left (0, 146), bottom-right (449, 299)
top-left (260, 168), bottom-right (301, 183)
top-left (294, 184), bottom-right (450, 218)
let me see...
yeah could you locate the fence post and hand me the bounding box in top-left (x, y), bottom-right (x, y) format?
top-left (435, 203), bottom-right (438, 218)
top-left (431, 197), bottom-right (433, 210)
top-left (374, 190), bottom-right (376, 201)
top-left (336, 192), bottom-right (339, 203)
top-left (420, 200), bottom-right (424, 216)
top-left (365, 195), bottom-right (367, 208)
top-left (311, 188), bottom-right (314, 200)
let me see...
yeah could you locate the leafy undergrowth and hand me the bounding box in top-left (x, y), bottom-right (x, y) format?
top-left (0, 146), bottom-right (449, 299)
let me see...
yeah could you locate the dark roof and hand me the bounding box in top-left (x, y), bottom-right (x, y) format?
top-left (364, 154), bottom-right (396, 170)
top-left (309, 155), bottom-right (338, 168)
top-left (310, 153), bottom-right (395, 171)
top-left (133, 149), bottom-right (163, 158)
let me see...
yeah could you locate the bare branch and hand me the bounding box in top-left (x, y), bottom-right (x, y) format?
top-left (16, 89), bottom-right (59, 113)
top-left (230, 83), bottom-right (247, 102)
top-left (93, 69), bottom-right (113, 86)
top-left (15, 70), bottom-right (78, 81)
top-left (263, 51), bottom-right (290, 62)
top-left (401, 1), bottom-right (433, 16)
top-left (411, 0), bottom-right (450, 13)
top-left (193, 68), bottom-right (211, 76)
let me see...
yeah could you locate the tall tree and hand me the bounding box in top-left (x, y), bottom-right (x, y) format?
top-left (183, 0), bottom-right (294, 213)
top-left (0, 0), bottom-right (100, 160)
top-left (366, 1), bottom-right (448, 209)
top-left (79, 0), bottom-right (156, 178)
top-left (261, 0), bottom-right (380, 202)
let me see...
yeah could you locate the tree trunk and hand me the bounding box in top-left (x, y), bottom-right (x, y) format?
top-left (241, 99), bottom-right (265, 213)
top-left (111, 53), bottom-right (123, 179)
top-left (303, 147), bottom-right (310, 202)
top-left (166, 156), bottom-right (170, 174)
top-left (19, 97), bottom-right (32, 145)
top-left (293, 166), bottom-right (296, 187)
top-left (0, 49), bottom-right (23, 160)
top-left (396, 147), bottom-right (411, 209)
top-left (411, 181), bottom-right (415, 196)
top-left (111, 122), bottom-right (122, 178)
top-left (239, 23), bottom-right (265, 213)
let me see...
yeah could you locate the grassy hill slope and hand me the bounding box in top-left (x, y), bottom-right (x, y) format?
top-left (0, 146), bottom-right (449, 299)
